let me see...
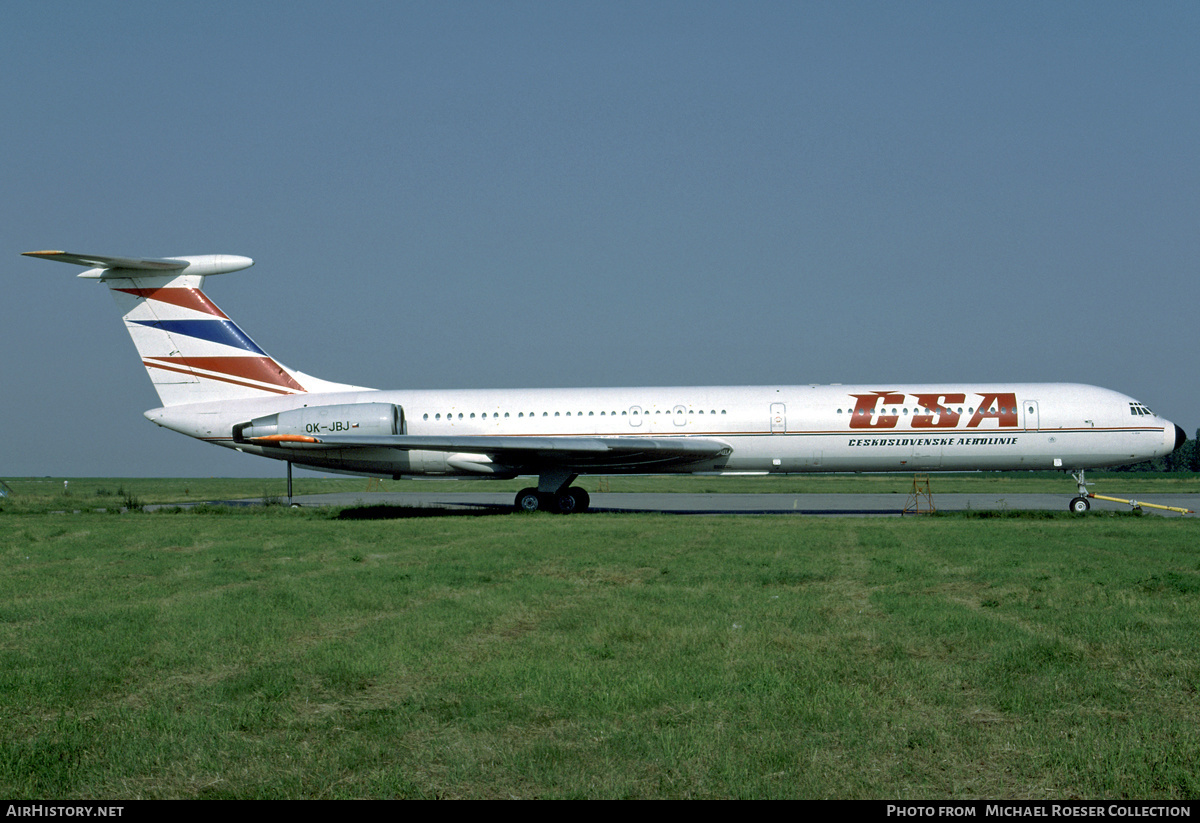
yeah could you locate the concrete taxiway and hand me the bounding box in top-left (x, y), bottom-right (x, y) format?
top-left (271, 491), bottom-right (1199, 516)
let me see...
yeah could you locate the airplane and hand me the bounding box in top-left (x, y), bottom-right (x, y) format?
top-left (25, 250), bottom-right (1187, 514)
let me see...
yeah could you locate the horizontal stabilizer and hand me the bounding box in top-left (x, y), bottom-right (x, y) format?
top-left (23, 251), bottom-right (253, 278)
top-left (23, 251), bottom-right (189, 271)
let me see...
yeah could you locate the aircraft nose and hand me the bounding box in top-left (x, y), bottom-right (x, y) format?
top-left (1174, 424), bottom-right (1187, 452)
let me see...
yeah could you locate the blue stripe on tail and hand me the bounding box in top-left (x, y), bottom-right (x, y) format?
top-left (130, 319), bottom-right (267, 355)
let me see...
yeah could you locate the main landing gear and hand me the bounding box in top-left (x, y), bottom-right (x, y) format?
top-left (514, 471), bottom-right (591, 514)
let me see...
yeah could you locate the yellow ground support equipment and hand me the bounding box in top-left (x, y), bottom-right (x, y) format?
top-left (904, 473), bottom-right (935, 514)
top-left (1088, 493), bottom-right (1194, 515)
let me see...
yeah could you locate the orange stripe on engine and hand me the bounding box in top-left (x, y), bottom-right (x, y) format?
top-left (249, 434), bottom-right (319, 443)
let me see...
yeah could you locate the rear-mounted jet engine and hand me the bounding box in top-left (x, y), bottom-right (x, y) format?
top-left (234, 402), bottom-right (403, 444)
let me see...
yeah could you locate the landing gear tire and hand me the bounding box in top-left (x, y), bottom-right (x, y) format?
top-left (567, 486), bottom-right (590, 513)
top-left (516, 484), bottom-right (589, 514)
top-left (1069, 496), bottom-right (1090, 514)
top-left (554, 487), bottom-right (590, 515)
top-left (515, 488), bottom-right (542, 513)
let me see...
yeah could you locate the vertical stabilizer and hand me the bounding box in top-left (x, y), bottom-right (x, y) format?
top-left (23, 251), bottom-right (366, 406)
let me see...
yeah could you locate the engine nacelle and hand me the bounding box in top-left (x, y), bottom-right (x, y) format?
top-left (234, 402), bottom-right (403, 442)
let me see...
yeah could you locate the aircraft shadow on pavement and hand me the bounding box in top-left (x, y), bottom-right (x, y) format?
top-left (334, 503), bottom-right (514, 520)
top-left (329, 502), bottom-right (909, 518)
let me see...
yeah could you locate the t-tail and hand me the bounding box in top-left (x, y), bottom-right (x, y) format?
top-left (23, 251), bottom-right (364, 406)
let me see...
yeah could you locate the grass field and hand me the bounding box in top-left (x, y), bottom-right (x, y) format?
top-left (2, 485), bottom-right (1198, 798)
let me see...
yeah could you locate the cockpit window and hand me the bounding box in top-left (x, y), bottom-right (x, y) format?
top-left (1129, 402), bottom-right (1154, 417)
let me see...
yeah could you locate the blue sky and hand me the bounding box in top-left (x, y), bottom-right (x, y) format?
top-left (4, 1), bottom-right (1198, 477)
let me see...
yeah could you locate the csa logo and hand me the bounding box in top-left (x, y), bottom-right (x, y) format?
top-left (848, 391), bottom-right (1019, 430)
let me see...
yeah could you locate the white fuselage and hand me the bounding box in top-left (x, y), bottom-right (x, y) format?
top-left (147, 382), bottom-right (1179, 479)
top-left (25, 251), bottom-right (1182, 498)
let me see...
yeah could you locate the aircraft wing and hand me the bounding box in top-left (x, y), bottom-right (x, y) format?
top-left (248, 433), bottom-right (733, 471)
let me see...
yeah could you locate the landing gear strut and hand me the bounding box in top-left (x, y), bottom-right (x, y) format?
top-left (514, 472), bottom-right (590, 514)
top-left (1068, 469), bottom-right (1091, 514)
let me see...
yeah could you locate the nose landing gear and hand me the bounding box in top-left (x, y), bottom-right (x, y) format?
top-left (1068, 469), bottom-right (1193, 515)
top-left (1068, 470), bottom-right (1091, 513)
